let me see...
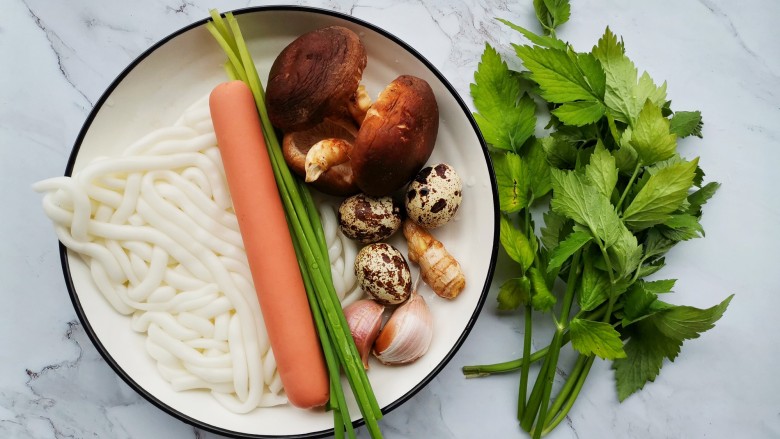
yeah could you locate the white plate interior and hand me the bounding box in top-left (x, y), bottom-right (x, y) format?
top-left (66, 8), bottom-right (496, 437)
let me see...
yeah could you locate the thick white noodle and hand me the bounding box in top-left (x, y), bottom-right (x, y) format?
top-left (33, 95), bottom-right (362, 413)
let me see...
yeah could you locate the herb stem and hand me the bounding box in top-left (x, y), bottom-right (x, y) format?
top-left (542, 356), bottom-right (595, 435)
top-left (517, 303), bottom-right (533, 419)
top-left (616, 160), bottom-right (642, 214)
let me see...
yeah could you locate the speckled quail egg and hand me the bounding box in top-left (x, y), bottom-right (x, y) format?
top-left (338, 194), bottom-right (402, 243)
top-left (354, 243), bottom-right (412, 305)
top-left (405, 163), bottom-right (462, 228)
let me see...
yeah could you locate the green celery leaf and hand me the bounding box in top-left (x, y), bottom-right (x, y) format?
top-left (630, 100), bottom-right (678, 165)
top-left (472, 44), bottom-right (537, 152)
top-left (654, 295), bottom-right (734, 341)
top-left (687, 181), bottom-right (720, 217)
top-left (613, 320), bottom-right (678, 401)
top-left (541, 210), bottom-right (571, 251)
top-left (498, 18), bottom-right (567, 50)
top-left (643, 279), bottom-right (676, 294)
top-left (669, 111), bottom-right (703, 138)
top-left (547, 230), bottom-right (592, 271)
top-left (576, 52), bottom-right (607, 99)
top-left (500, 213), bottom-right (535, 272)
top-left (623, 158), bottom-right (699, 230)
top-left (608, 226), bottom-right (643, 279)
top-left (578, 254), bottom-right (610, 311)
top-left (534, 0), bottom-right (571, 32)
top-left (541, 135), bottom-right (578, 169)
top-left (613, 294), bottom-right (732, 401)
top-left (551, 100), bottom-right (606, 126)
top-left (491, 151), bottom-right (527, 213)
top-left (585, 142), bottom-right (619, 200)
top-left (529, 266), bottom-right (556, 311)
top-left (550, 168), bottom-right (623, 247)
top-left (636, 257), bottom-right (666, 278)
top-left (622, 285), bottom-right (658, 325)
top-left (569, 318), bottom-right (626, 360)
top-left (497, 277), bottom-right (531, 310)
top-left (622, 280), bottom-right (668, 326)
top-left (592, 28), bottom-right (667, 125)
top-left (660, 213), bottom-right (705, 240)
top-left (614, 142), bottom-right (639, 174)
top-left (642, 228), bottom-right (675, 260)
top-left (522, 138), bottom-right (553, 199)
top-left (514, 45), bottom-right (600, 103)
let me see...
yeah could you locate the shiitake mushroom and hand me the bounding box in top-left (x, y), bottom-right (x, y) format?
top-left (268, 27), bottom-right (439, 197)
top-left (351, 75), bottom-right (439, 196)
top-left (266, 26), bottom-right (367, 132)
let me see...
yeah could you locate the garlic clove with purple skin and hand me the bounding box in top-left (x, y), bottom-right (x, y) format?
top-left (343, 299), bottom-right (385, 369)
top-left (372, 293), bottom-right (433, 365)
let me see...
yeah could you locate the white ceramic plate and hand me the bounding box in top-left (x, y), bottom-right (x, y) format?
top-left (61, 6), bottom-right (498, 438)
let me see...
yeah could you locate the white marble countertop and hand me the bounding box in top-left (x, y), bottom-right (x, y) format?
top-left (3, 0), bottom-right (779, 438)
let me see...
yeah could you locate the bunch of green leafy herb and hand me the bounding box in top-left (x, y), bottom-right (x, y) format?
top-left (462, 1), bottom-right (732, 437)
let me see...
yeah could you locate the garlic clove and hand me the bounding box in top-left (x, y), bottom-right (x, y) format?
top-left (372, 293), bottom-right (433, 365)
top-left (343, 299), bottom-right (385, 369)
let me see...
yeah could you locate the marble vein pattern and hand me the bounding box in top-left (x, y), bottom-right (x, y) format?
top-left (3, 0), bottom-right (780, 438)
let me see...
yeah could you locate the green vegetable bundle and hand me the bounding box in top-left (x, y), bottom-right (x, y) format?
top-left (462, 1), bottom-right (732, 437)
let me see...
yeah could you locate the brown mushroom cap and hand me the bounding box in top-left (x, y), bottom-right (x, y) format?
top-left (266, 26), bottom-right (367, 132)
top-left (351, 75), bottom-right (439, 196)
top-left (282, 118), bottom-right (361, 196)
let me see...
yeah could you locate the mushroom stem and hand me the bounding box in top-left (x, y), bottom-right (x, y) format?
top-left (348, 84), bottom-right (372, 126)
top-left (305, 138), bottom-right (353, 182)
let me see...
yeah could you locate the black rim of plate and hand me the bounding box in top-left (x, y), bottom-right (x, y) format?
top-left (59, 5), bottom-right (499, 439)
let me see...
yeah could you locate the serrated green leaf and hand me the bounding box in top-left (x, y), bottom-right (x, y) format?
top-left (541, 135), bottom-right (577, 169)
top-left (687, 181), bottom-right (720, 217)
top-left (522, 138), bottom-right (553, 199)
top-left (613, 320), bottom-right (677, 401)
top-left (654, 295), bottom-right (733, 341)
top-left (500, 213), bottom-right (535, 272)
top-left (534, 0), bottom-right (571, 32)
top-left (661, 213), bottom-right (705, 240)
top-left (472, 44), bottom-right (537, 152)
top-left (642, 229), bottom-right (675, 260)
top-left (630, 100), bottom-right (677, 165)
top-left (622, 283), bottom-right (659, 326)
top-left (576, 52), bottom-right (607, 99)
top-left (613, 295), bottom-right (732, 401)
top-left (550, 169), bottom-right (623, 247)
top-left (541, 210), bottom-right (571, 250)
top-left (529, 267), bottom-right (556, 311)
top-left (643, 279), bottom-right (676, 294)
top-left (608, 226), bottom-right (643, 279)
top-left (498, 18), bottom-right (567, 50)
top-left (547, 230), bottom-right (592, 271)
top-left (614, 142), bottom-right (639, 174)
top-left (578, 254), bottom-right (610, 311)
top-left (515, 45), bottom-right (600, 103)
top-left (669, 111), bottom-right (703, 138)
top-left (497, 277), bottom-right (531, 310)
top-left (551, 100), bottom-right (606, 126)
top-left (585, 142), bottom-right (619, 200)
top-left (592, 28), bottom-right (667, 125)
top-left (623, 158), bottom-right (699, 230)
top-left (569, 318), bottom-right (626, 360)
top-left (591, 26), bottom-right (624, 62)
top-left (491, 151), bottom-right (527, 213)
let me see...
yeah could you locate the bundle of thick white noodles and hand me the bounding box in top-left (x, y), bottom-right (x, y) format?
top-left (33, 94), bottom-right (361, 413)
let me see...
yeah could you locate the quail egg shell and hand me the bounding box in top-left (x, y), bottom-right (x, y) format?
top-left (405, 163), bottom-right (462, 228)
top-left (338, 194), bottom-right (402, 243)
top-left (354, 243), bottom-right (412, 305)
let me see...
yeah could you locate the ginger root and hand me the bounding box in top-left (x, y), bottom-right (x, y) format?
top-left (403, 219), bottom-right (465, 299)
